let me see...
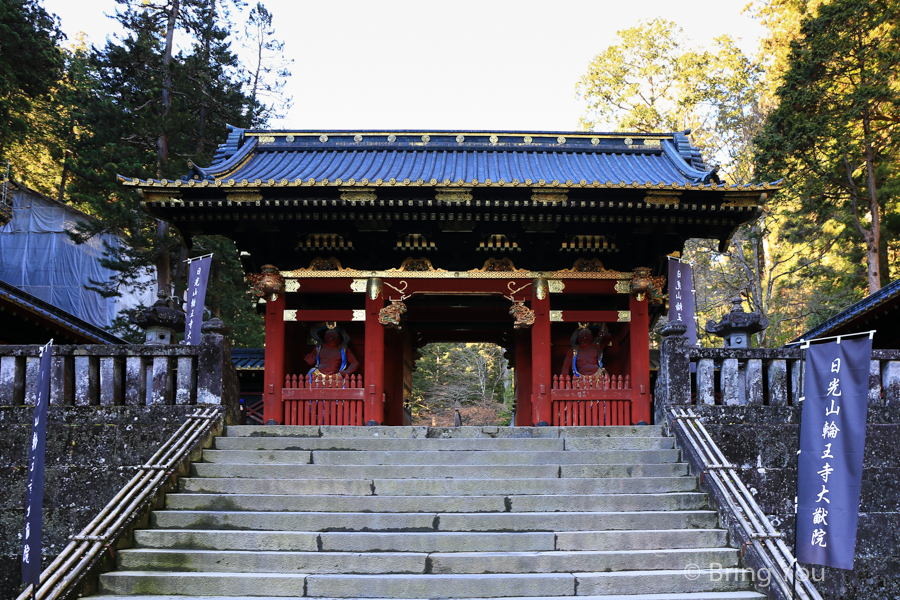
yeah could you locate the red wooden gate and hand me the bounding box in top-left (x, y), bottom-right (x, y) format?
top-left (550, 374), bottom-right (633, 426)
top-left (282, 374), bottom-right (365, 426)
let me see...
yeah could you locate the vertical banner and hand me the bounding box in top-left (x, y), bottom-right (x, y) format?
top-left (22, 340), bottom-right (52, 586)
top-left (184, 254), bottom-right (213, 345)
top-left (667, 259), bottom-right (698, 347)
top-left (797, 335), bottom-right (872, 569)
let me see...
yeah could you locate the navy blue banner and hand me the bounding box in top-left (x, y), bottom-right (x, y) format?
top-left (184, 255), bottom-right (212, 345)
top-left (668, 260), bottom-right (697, 347)
top-left (22, 341), bottom-right (52, 586)
top-left (797, 335), bottom-right (872, 569)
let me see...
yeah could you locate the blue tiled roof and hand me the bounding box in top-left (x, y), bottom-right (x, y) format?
top-left (232, 348), bottom-right (264, 370)
top-left (123, 129), bottom-right (781, 192)
top-left (793, 278), bottom-right (900, 343)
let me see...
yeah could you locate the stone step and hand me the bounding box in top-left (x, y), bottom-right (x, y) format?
top-left (133, 530), bottom-right (558, 552)
top-left (189, 462), bottom-right (688, 479)
top-left (88, 593), bottom-right (765, 600)
top-left (179, 476), bottom-right (698, 496)
top-left (428, 548), bottom-right (740, 574)
top-left (132, 528), bottom-right (729, 553)
top-left (305, 573), bottom-right (576, 598)
top-left (225, 425), bottom-right (666, 439)
top-left (150, 510), bottom-right (719, 532)
top-left (164, 492), bottom-right (708, 513)
top-left (117, 549), bottom-right (425, 574)
top-left (215, 436), bottom-right (567, 451)
top-left (201, 448), bottom-right (680, 465)
top-left (576, 570), bottom-right (757, 596)
top-left (98, 572), bottom-right (308, 597)
top-left (115, 548), bottom-right (740, 575)
top-left (555, 529), bottom-right (728, 551)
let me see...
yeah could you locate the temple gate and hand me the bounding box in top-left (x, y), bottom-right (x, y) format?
top-left (123, 128), bottom-right (775, 425)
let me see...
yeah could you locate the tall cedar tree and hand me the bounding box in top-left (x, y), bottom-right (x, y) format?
top-left (754, 0), bottom-right (900, 295)
top-left (64, 1), bottom-right (274, 346)
top-left (0, 0), bottom-right (64, 183)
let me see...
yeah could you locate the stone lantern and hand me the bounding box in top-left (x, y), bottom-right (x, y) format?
top-left (129, 289), bottom-right (186, 345)
top-left (705, 296), bottom-right (768, 348)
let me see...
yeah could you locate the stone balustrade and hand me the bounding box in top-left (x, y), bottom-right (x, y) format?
top-left (0, 333), bottom-right (237, 408)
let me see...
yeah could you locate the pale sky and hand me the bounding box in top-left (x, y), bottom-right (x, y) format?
top-left (44, 0), bottom-right (765, 132)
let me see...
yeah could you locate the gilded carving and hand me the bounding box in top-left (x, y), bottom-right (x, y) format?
top-left (571, 258), bottom-right (606, 273)
top-left (378, 300), bottom-right (407, 329)
top-left (247, 265), bottom-right (285, 299)
top-left (225, 192), bottom-right (263, 203)
top-left (643, 138), bottom-right (662, 148)
top-left (283, 309), bottom-right (297, 321)
top-left (523, 135), bottom-right (532, 143)
top-left (531, 189), bottom-right (568, 203)
top-left (591, 137), bottom-right (600, 145)
top-left (618, 310), bottom-right (631, 322)
top-left (354, 134), bottom-right (363, 142)
top-left (534, 278), bottom-right (549, 300)
top-left (630, 266), bottom-right (667, 304)
top-left (367, 277), bottom-right (383, 300)
top-left (258, 136), bottom-right (276, 144)
top-left (456, 135), bottom-right (465, 143)
top-left (548, 280), bottom-right (565, 293)
top-left (550, 310), bottom-right (563, 322)
top-left (387, 134), bottom-right (397, 142)
top-left (143, 192), bottom-right (183, 204)
top-left (394, 257), bottom-right (437, 272)
top-left (615, 280), bottom-right (631, 294)
top-left (319, 134), bottom-right (328, 142)
top-left (722, 193), bottom-right (765, 207)
top-left (340, 188), bottom-right (377, 202)
top-left (422, 135), bottom-right (430, 142)
top-left (285, 279), bottom-right (300, 293)
top-left (285, 135), bottom-right (295, 142)
top-left (350, 279), bottom-right (367, 293)
top-left (476, 257), bottom-right (518, 272)
top-left (557, 136), bottom-right (566, 144)
top-left (624, 137), bottom-right (633, 145)
top-left (308, 257), bottom-right (344, 271)
top-left (490, 134), bottom-right (498, 144)
top-left (643, 190), bottom-right (681, 205)
top-left (509, 302), bottom-right (535, 329)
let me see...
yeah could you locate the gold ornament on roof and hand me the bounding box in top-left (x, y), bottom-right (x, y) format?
top-left (421, 135), bottom-right (430, 142)
top-left (285, 135), bottom-right (295, 142)
top-left (387, 134), bottom-right (397, 142)
top-left (490, 135), bottom-right (498, 144)
top-left (557, 136), bottom-right (566, 144)
top-left (456, 135), bottom-right (465, 143)
top-left (319, 134), bottom-right (328, 142)
top-left (523, 135), bottom-right (532, 143)
top-left (591, 137), bottom-right (600, 145)
top-left (354, 134), bottom-right (363, 142)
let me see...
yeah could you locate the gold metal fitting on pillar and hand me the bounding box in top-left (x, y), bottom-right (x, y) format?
top-left (367, 277), bottom-right (383, 300)
top-left (533, 277), bottom-right (549, 300)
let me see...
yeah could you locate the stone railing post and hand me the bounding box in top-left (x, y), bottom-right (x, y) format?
top-left (196, 319), bottom-right (239, 418)
top-left (655, 321), bottom-right (690, 425)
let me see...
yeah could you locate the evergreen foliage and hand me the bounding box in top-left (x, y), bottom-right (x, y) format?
top-left (0, 0), bottom-right (291, 346)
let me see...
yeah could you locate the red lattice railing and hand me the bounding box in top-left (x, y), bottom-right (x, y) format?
top-left (282, 373), bottom-right (365, 426)
top-left (550, 373), bottom-right (633, 426)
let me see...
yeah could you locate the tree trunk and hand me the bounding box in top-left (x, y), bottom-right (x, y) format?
top-left (157, 0), bottom-right (180, 177)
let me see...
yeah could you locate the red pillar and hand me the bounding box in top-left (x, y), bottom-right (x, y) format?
top-left (531, 278), bottom-right (552, 426)
top-left (630, 292), bottom-right (652, 424)
top-left (263, 293), bottom-right (286, 425)
top-left (514, 329), bottom-right (532, 426)
top-left (364, 278), bottom-right (385, 425)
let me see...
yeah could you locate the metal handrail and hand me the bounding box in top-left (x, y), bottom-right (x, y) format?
top-left (668, 407), bottom-right (823, 600)
top-left (16, 406), bottom-right (224, 600)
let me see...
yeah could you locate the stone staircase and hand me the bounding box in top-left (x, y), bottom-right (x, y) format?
top-left (93, 425), bottom-right (764, 600)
